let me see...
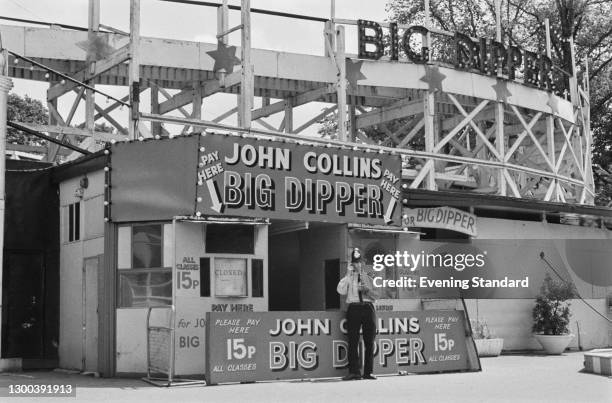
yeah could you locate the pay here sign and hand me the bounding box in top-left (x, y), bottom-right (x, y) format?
top-left (205, 310), bottom-right (474, 384)
top-left (195, 133), bottom-right (402, 225)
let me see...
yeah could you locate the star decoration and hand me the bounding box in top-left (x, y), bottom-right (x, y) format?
top-left (76, 34), bottom-right (116, 60)
top-left (345, 58), bottom-right (367, 89)
top-left (206, 41), bottom-right (241, 73)
top-left (419, 66), bottom-right (446, 92)
top-left (547, 93), bottom-right (560, 116)
top-left (492, 80), bottom-right (512, 103)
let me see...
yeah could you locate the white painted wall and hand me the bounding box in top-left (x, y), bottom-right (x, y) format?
top-left (58, 171), bottom-right (105, 371)
top-left (467, 217), bottom-right (612, 350)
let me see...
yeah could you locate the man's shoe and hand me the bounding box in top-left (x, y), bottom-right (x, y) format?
top-left (362, 374), bottom-right (377, 380)
top-left (342, 373), bottom-right (361, 381)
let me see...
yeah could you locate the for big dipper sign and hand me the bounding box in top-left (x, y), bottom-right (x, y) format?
top-left (195, 133), bottom-right (402, 225)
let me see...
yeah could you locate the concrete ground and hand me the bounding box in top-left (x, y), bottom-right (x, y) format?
top-left (0, 352), bottom-right (610, 403)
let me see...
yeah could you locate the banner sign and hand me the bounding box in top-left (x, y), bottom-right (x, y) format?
top-left (205, 310), bottom-right (474, 384)
top-left (402, 207), bottom-right (477, 236)
top-left (195, 133), bottom-right (402, 226)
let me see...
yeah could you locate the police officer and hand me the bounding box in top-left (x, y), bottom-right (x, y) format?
top-left (337, 247), bottom-right (378, 380)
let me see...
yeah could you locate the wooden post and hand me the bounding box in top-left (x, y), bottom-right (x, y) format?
top-left (349, 104), bottom-right (357, 141)
top-left (128, 0), bottom-right (141, 139)
top-left (86, 0), bottom-right (100, 134)
top-left (217, 0), bottom-right (229, 84)
top-left (324, 0), bottom-right (335, 57)
top-left (238, 0), bottom-right (252, 129)
top-left (45, 84), bottom-right (60, 162)
top-left (545, 18), bottom-right (557, 201)
top-left (284, 100), bottom-right (293, 133)
top-left (495, 8), bottom-right (506, 195)
top-left (150, 87), bottom-right (161, 136)
top-left (423, 93), bottom-right (436, 190)
top-left (568, 37), bottom-right (578, 106)
top-left (582, 56), bottom-right (593, 203)
top-left (336, 25), bottom-right (347, 141)
top-left (423, 0), bottom-right (435, 189)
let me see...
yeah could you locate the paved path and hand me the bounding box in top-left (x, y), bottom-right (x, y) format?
top-left (0, 352), bottom-right (610, 402)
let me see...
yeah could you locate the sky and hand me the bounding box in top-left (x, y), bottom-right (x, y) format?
top-left (1, 0), bottom-right (392, 135)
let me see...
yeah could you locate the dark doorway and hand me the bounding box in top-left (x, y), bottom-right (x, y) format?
top-left (268, 231), bottom-right (301, 311)
top-left (2, 251), bottom-right (45, 358)
top-left (324, 259), bottom-right (340, 310)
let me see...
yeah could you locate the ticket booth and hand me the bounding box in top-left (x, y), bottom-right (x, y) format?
top-left (105, 131), bottom-right (403, 376)
top-left (114, 218), bottom-right (268, 376)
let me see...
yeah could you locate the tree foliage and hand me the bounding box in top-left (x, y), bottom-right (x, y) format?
top-left (7, 93), bottom-right (49, 146)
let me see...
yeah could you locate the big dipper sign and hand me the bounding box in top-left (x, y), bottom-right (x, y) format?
top-left (357, 19), bottom-right (565, 94)
top-left (195, 133), bottom-right (402, 225)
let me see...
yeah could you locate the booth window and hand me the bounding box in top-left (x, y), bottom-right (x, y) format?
top-left (66, 202), bottom-right (80, 242)
top-left (206, 224), bottom-right (254, 254)
top-left (118, 223), bottom-right (172, 308)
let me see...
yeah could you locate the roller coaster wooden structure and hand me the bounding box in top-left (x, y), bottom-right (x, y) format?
top-left (0, 0), bottom-right (595, 205)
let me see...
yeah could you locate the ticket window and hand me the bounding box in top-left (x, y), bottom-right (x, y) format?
top-left (199, 224), bottom-right (265, 299)
top-left (117, 223), bottom-right (173, 308)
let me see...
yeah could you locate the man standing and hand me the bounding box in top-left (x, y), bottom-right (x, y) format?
top-left (337, 247), bottom-right (378, 380)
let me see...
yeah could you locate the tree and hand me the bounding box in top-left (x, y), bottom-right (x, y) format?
top-left (7, 93), bottom-right (49, 146)
top-left (384, 0), bottom-right (612, 205)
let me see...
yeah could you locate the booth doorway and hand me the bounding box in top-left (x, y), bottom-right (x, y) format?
top-left (268, 221), bottom-right (346, 311)
top-left (82, 256), bottom-right (101, 373)
top-left (324, 259), bottom-right (340, 310)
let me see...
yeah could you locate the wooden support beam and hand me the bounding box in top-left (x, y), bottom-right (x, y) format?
top-left (66, 87), bottom-right (85, 126)
top-left (423, 92), bottom-right (436, 190)
top-left (46, 45), bottom-right (130, 101)
top-left (495, 102), bottom-right (506, 196)
top-left (283, 100), bottom-right (293, 133)
top-left (510, 105), bottom-right (553, 170)
top-left (213, 107), bottom-right (238, 123)
top-left (398, 118), bottom-right (424, 148)
top-left (504, 112), bottom-right (542, 161)
top-left (158, 72), bottom-right (241, 115)
top-left (435, 99), bottom-right (489, 152)
top-left (12, 122), bottom-right (126, 142)
top-left (349, 103), bottom-right (357, 141)
top-left (74, 89), bottom-right (127, 134)
top-left (150, 87), bottom-right (161, 136)
top-left (217, 0), bottom-right (229, 83)
top-left (7, 142), bottom-right (71, 157)
top-left (85, 0), bottom-right (100, 135)
top-left (255, 118), bottom-right (276, 131)
top-left (45, 82), bottom-right (62, 162)
top-left (356, 98), bottom-right (424, 129)
top-left (128, 0), bottom-right (141, 139)
top-left (238, 0), bottom-right (253, 128)
top-left (292, 105), bottom-right (336, 134)
top-left (251, 85), bottom-right (333, 120)
top-left (89, 94), bottom-right (129, 124)
top-left (335, 25), bottom-right (347, 141)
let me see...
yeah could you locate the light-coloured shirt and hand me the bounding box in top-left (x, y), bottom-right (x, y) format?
top-left (336, 264), bottom-right (373, 304)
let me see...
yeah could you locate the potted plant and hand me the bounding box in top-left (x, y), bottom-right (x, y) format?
top-left (471, 318), bottom-right (504, 357)
top-left (532, 273), bottom-right (577, 354)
